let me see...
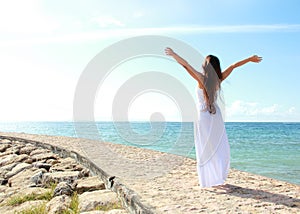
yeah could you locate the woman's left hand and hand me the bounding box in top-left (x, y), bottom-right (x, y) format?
top-left (249, 55), bottom-right (263, 63)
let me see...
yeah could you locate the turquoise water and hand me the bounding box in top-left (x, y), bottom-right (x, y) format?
top-left (0, 122), bottom-right (299, 185)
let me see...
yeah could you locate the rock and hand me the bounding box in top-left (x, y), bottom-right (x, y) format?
top-left (5, 162), bottom-right (32, 179)
top-left (33, 162), bottom-right (52, 171)
top-left (76, 176), bottom-right (105, 194)
top-left (11, 200), bottom-right (47, 214)
top-left (0, 151), bottom-right (11, 158)
top-left (46, 195), bottom-right (71, 214)
top-left (0, 154), bottom-right (30, 167)
top-left (0, 144), bottom-right (10, 152)
top-left (0, 139), bottom-right (11, 144)
top-left (30, 148), bottom-right (49, 156)
top-left (5, 144), bottom-right (24, 155)
top-left (81, 210), bottom-right (128, 214)
top-left (8, 168), bottom-right (43, 188)
top-left (79, 190), bottom-right (119, 212)
top-left (1, 162), bottom-right (18, 171)
top-left (0, 139), bottom-right (126, 214)
top-left (0, 191), bottom-right (6, 203)
top-left (0, 178), bottom-right (8, 185)
top-left (20, 187), bottom-right (49, 196)
top-left (19, 145), bottom-right (37, 155)
top-left (0, 162), bottom-right (18, 177)
top-left (46, 159), bottom-right (59, 165)
top-left (0, 154), bottom-right (18, 167)
top-left (30, 170), bottom-right (45, 186)
top-left (81, 168), bottom-right (90, 177)
top-left (49, 157), bottom-right (84, 172)
top-left (53, 182), bottom-right (73, 196)
top-left (31, 153), bottom-right (59, 162)
top-left (14, 154), bottom-right (30, 163)
top-left (42, 171), bottom-right (81, 185)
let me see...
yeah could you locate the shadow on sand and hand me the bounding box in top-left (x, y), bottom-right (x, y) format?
top-left (212, 184), bottom-right (300, 208)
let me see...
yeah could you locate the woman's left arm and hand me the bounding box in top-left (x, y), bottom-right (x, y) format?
top-left (221, 55), bottom-right (262, 81)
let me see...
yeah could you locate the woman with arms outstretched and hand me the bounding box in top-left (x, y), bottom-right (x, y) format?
top-left (165, 47), bottom-right (262, 188)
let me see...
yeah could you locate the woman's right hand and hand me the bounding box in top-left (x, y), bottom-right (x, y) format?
top-left (165, 47), bottom-right (175, 56)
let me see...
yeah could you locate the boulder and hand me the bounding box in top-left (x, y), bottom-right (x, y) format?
top-left (33, 162), bottom-right (52, 171)
top-left (79, 190), bottom-right (119, 212)
top-left (0, 144), bottom-right (10, 152)
top-left (0, 139), bottom-right (11, 144)
top-left (53, 182), bottom-right (73, 196)
top-left (0, 154), bottom-right (30, 167)
top-left (0, 154), bottom-right (18, 167)
top-left (8, 168), bottom-right (43, 188)
top-left (46, 159), bottom-right (59, 165)
top-left (19, 145), bottom-right (37, 155)
top-left (11, 200), bottom-right (47, 214)
top-left (46, 195), bottom-right (71, 214)
top-left (4, 144), bottom-right (24, 155)
top-left (42, 171), bottom-right (81, 185)
top-left (5, 162), bottom-right (32, 179)
top-left (0, 178), bottom-right (8, 185)
top-left (30, 170), bottom-right (45, 187)
top-left (31, 153), bottom-right (59, 162)
top-left (0, 162), bottom-right (18, 177)
top-left (19, 187), bottom-right (49, 196)
top-left (75, 176), bottom-right (105, 194)
top-left (30, 148), bottom-right (49, 156)
top-left (14, 154), bottom-right (30, 163)
top-left (49, 157), bottom-right (84, 172)
top-left (81, 210), bottom-right (127, 214)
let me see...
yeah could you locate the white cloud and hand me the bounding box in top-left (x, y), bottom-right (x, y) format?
top-left (260, 104), bottom-right (279, 114)
top-left (90, 16), bottom-right (125, 28)
top-left (226, 100), bottom-right (299, 122)
top-left (288, 107), bottom-right (296, 114)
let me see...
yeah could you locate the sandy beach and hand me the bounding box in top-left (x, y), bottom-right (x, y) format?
top-left (1, 132), bottom-right (299, 213)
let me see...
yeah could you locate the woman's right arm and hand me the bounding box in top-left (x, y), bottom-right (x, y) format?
top-left (221, 55), bottom-right (262, 81)
top-left (165, 47), bottom-right (204, 86)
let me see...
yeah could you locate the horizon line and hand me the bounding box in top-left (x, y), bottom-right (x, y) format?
top-left (1, 120), bottom-right (299, 123)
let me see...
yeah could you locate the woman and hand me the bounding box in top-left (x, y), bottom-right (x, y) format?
top-left (165, 47), bottom-right (262, 188)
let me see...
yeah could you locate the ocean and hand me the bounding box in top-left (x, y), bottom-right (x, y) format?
top-left (0, 122), bottom-right (299, 185)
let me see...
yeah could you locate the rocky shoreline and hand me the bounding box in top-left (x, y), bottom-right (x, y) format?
top-left (1, 132), bottom-right (299, 213)
top-left (0, 137), bottom-right (127, 214)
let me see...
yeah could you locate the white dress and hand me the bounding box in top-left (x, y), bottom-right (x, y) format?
top-left (194, 87), bottom-right (230, 187)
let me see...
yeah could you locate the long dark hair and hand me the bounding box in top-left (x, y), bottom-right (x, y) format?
top-left (202, 55), bottom-right (222, 114)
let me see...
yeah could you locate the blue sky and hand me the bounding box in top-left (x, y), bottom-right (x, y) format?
top-left (0, 0), bottom-right (299, 122)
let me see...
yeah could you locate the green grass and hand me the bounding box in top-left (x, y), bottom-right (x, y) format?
top-left (60, 191), bottom-right (79, 214)
top-left (6, 192), bottom-right (51, 206)
top-left (6, 183), bottom-right (56, 206)
top-left (95, 200), bottom-right (123, 211)
top-left (69, 192), bottom-right (79, 213)
top-left (15, 203), bottom-right (47, 214)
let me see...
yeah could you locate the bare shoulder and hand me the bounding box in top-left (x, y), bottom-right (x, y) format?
top-left (197, 74), bottom-right (205, 89)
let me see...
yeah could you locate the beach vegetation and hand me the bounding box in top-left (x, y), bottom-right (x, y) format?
top-left (15, 203), bottom-right (47, 214)
top-left (95, 200), bottom-right (123, 211)
top-left (66, 191), bottom-right (79, 214)
top-left (6, 191), bottom-right (52, 206)
top-left (5, 182), bottom-right (56, 206)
